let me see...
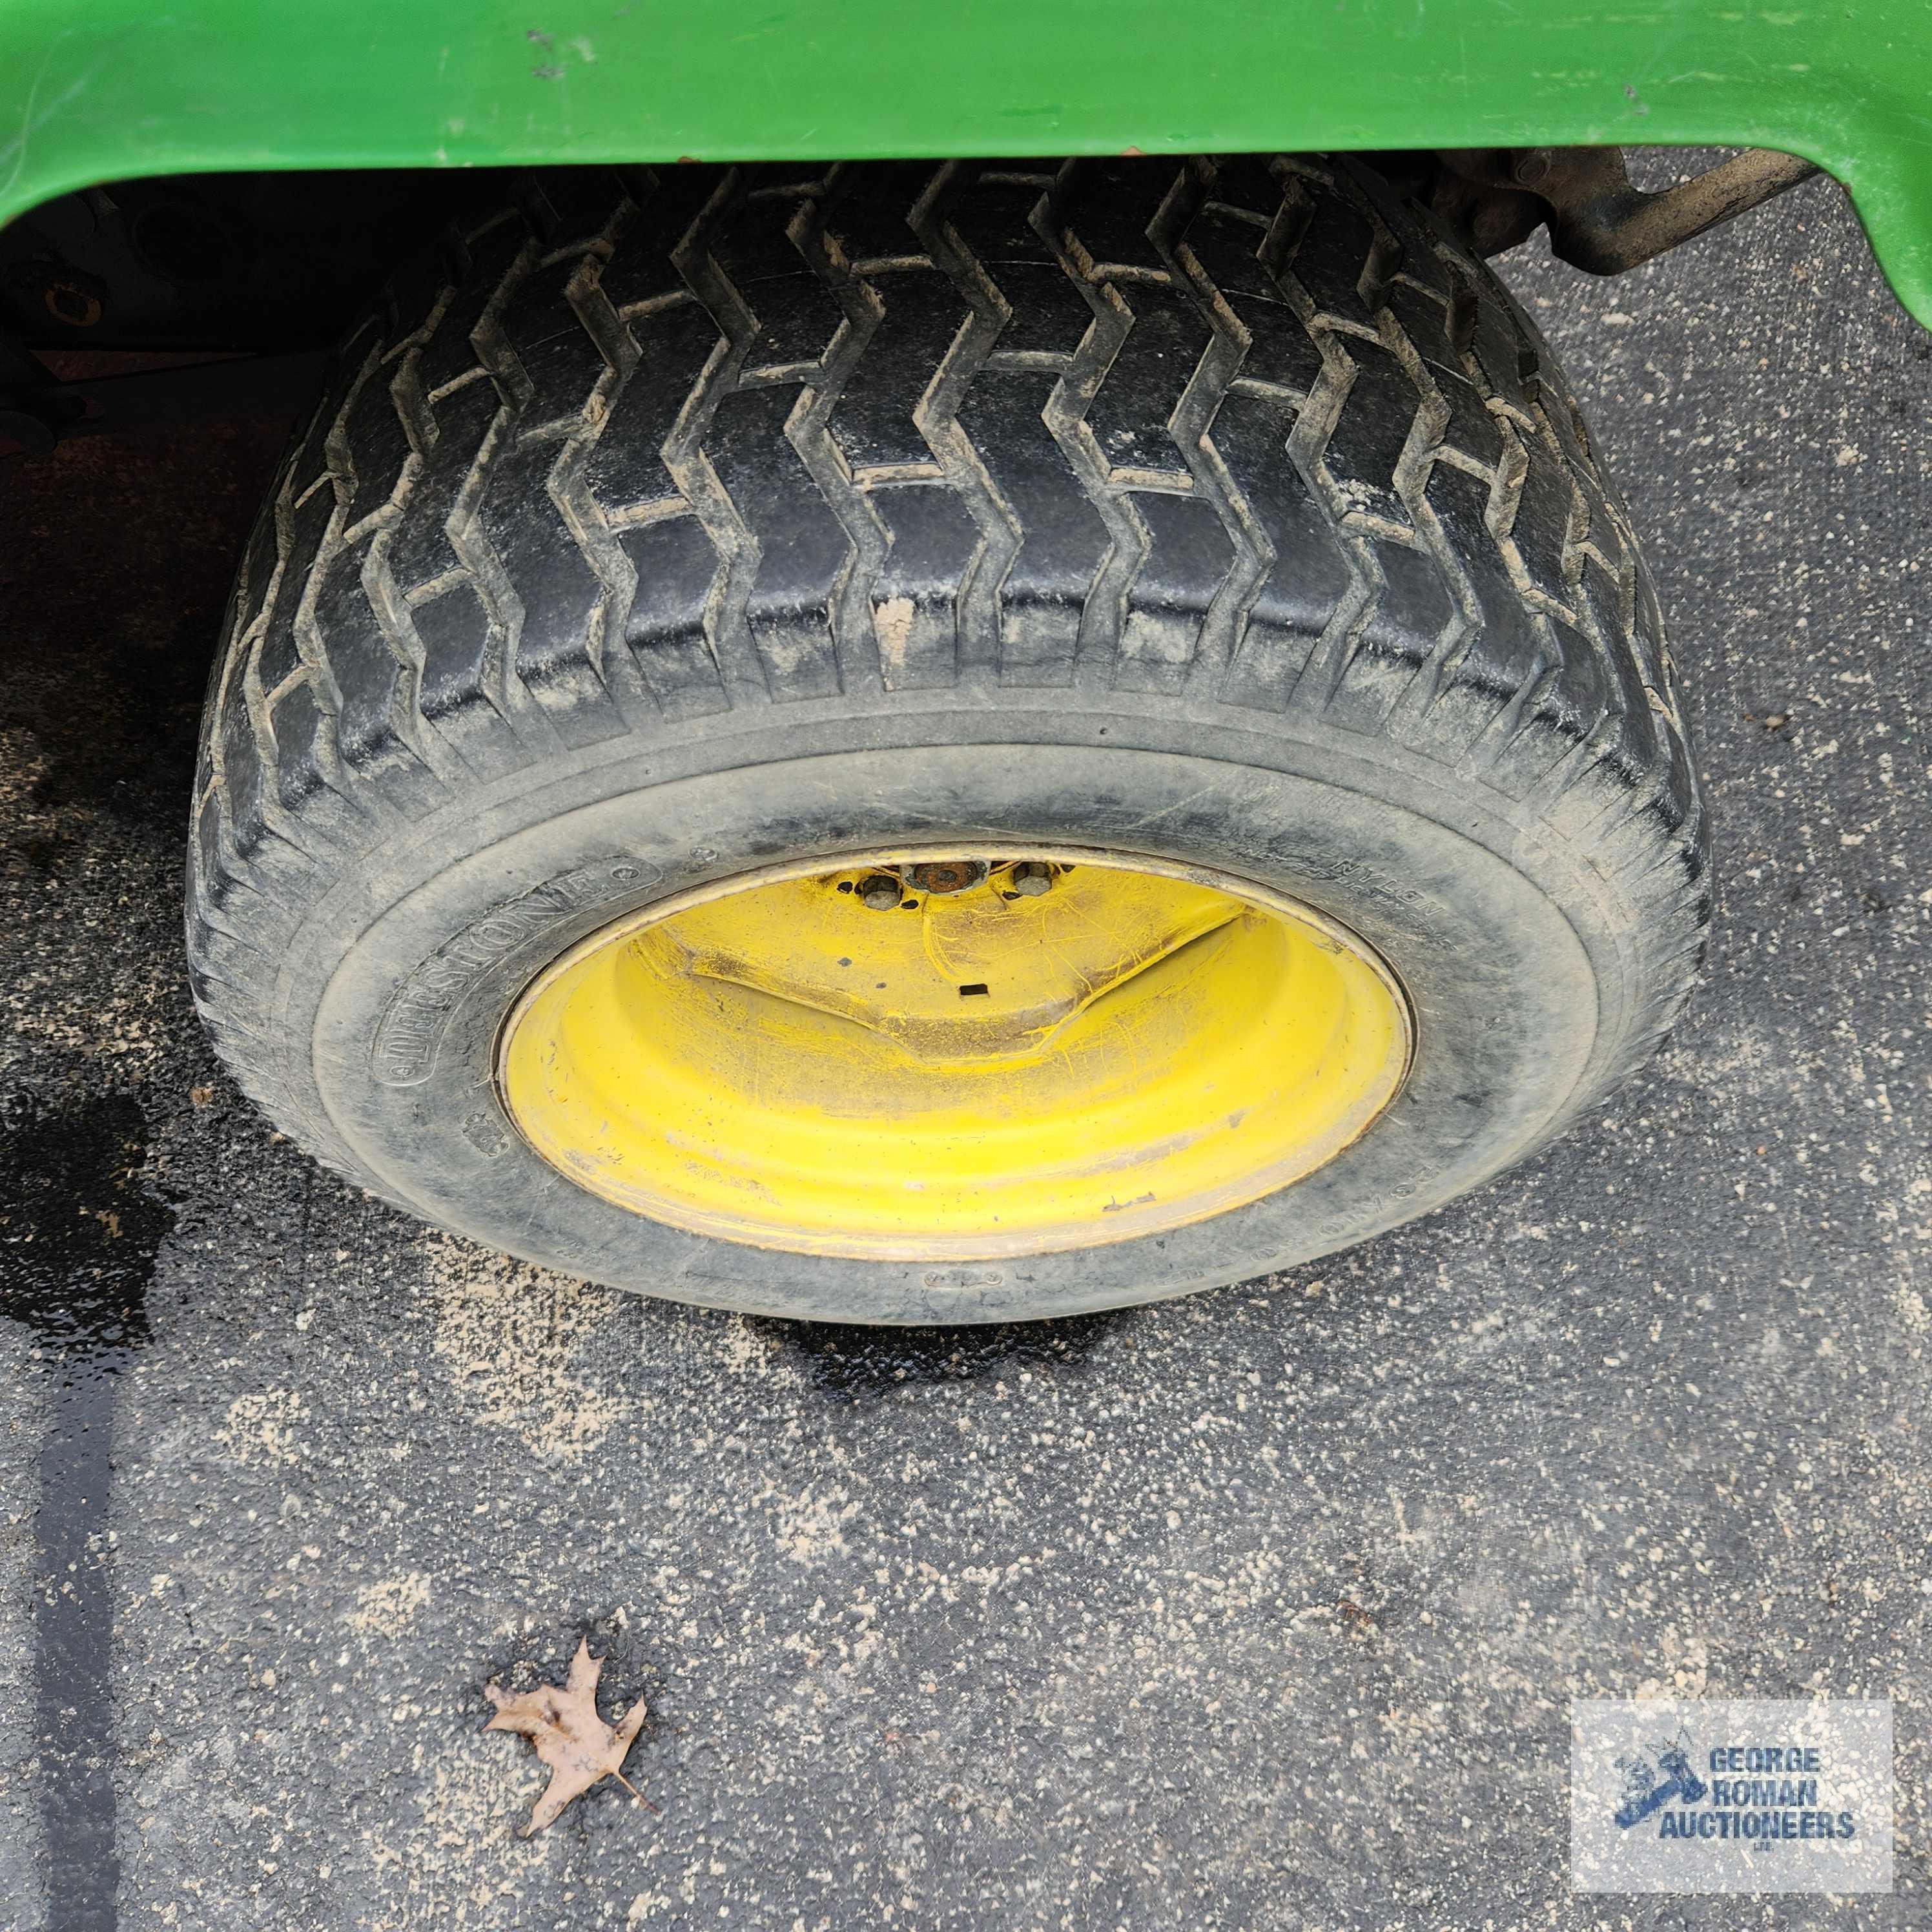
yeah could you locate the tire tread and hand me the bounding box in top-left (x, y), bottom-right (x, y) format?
top-left (189, 154), bottom-right (1708, 1146)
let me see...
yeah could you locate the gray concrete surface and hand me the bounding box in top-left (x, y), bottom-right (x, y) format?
top-left (0, 1324), bottom-right (46, 1932)
top-left (4, 167), bottom-right (1932, 1929)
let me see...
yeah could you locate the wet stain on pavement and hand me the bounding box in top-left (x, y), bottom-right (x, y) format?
top-left (764, 1310), bottom-right (1122, 1400)
top-left (0, 1086), bottom-right (171, 1932)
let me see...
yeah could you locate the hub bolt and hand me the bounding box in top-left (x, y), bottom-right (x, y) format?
top-left (908, 859), bottom-right (987, 896)
top-left (859, 876), bottom-right (904, 910)
top-left (1010, 862), bottom-right (1053, 897)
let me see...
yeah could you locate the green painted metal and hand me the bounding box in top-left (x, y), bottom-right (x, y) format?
top-left (2, 1), bottom-right (1929, 323)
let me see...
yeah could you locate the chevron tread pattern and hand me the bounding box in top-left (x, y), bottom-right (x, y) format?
top-left (189, 155), bottom-right (1707, 1122)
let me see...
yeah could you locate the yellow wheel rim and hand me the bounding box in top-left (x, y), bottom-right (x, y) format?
top-left (497, 849), bottom-right (1412, 1261)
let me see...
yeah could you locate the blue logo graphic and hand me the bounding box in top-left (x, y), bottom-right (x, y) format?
top-left (1614, 1737), bottom-right (1709, 1829)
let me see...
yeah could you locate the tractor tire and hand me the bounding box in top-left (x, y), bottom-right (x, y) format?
top-left (187, 154), bottom-right (1707, 1324)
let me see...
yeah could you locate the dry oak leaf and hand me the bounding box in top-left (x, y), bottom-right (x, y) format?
top-left (483, 1638), bottom-right (651, 1835)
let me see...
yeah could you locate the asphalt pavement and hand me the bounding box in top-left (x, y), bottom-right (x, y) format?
top-left (3, 162), bottom-right (1932, 1930)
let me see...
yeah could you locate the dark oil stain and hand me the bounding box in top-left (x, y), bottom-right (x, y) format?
top-left (759, 1310), bottom-right (1122, 1401)
top-left (1, 608), bottom-right (219, 828)
top-left (0, 1085), bottom-right (172, 1932)
top-left (0, 833), bottom-right (67, 879)
top-left (0, 1089), bottom-right (163, 1346)
top-left (0, 411), bottom-right (287, 836)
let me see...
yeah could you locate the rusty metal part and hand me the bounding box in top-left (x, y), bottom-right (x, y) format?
top-left (906, 859), bottom-right (988, 896)
top-left (35, 268), bottom-right (108, 329)
top-left (1429, 147), bottom-right (1821, 274)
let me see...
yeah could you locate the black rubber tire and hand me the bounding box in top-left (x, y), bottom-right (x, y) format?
top-left (187, 154), bottom-right (1708, 1324)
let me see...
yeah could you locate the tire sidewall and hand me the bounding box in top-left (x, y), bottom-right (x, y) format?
top-left (289, 694), bottom-right (1629, 1322)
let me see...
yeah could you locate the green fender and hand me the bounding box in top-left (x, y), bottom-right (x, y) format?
top-left (2, 0), bottom-right (1929, 325)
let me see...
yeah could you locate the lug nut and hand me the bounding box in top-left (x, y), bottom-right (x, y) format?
top-left (1010, 862), bottom-right (1053, 897)
top-left (859, 876), bottom-right (903, 910)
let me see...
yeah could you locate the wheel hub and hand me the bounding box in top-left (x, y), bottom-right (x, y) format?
top-left (497, 848), bottom-right (1412, 1261)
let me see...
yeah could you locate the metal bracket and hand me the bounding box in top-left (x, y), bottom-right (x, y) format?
top-left (0, 349), bottom-right (325, 458)
top-left (1427, 147), bottom-right (1822, 274)
top-left (0, 331), bottom-right (75, 455)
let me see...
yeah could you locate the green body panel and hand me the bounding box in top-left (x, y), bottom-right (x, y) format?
top-left (1, 0), bottom-right (1929, 322)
